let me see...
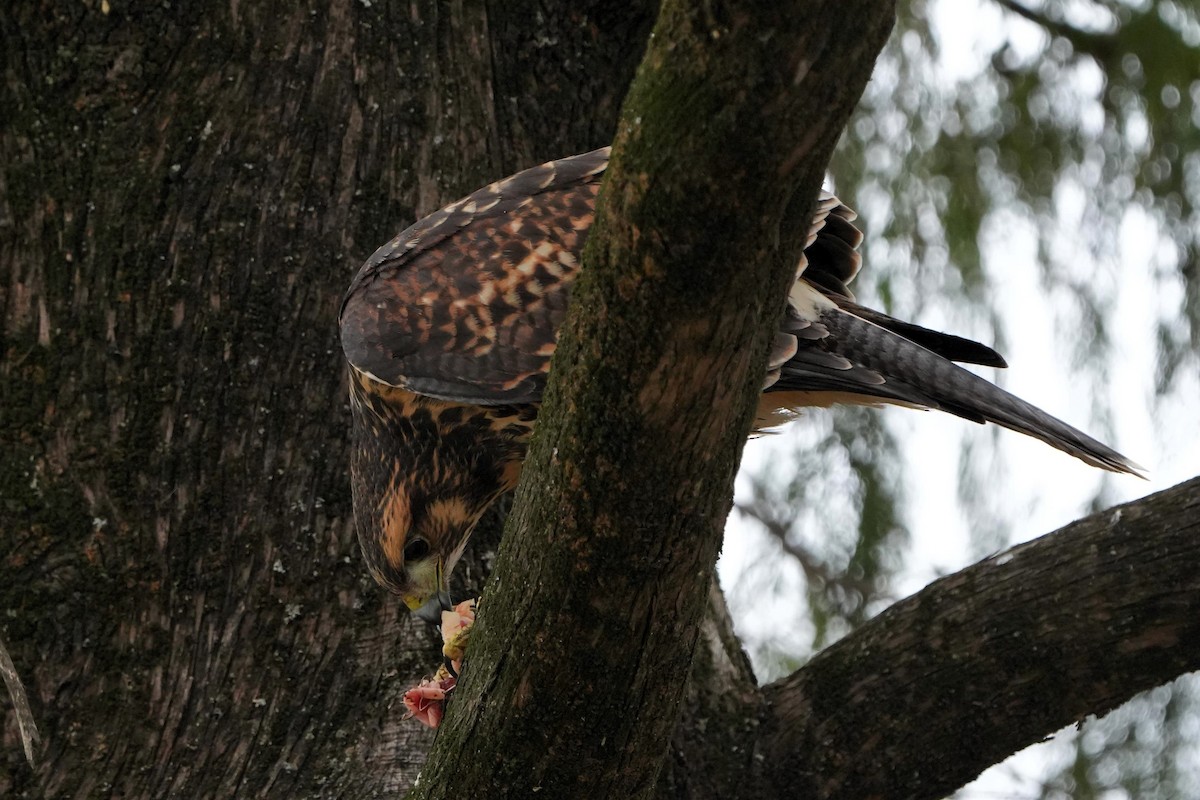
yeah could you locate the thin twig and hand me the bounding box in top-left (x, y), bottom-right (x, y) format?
top-left (732, 501), bottom-right (876, 599)
top-left (0, 633), bottom-right (39, 767)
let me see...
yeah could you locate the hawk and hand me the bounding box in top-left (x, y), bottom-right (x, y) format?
top-left (339, 147), bottom-right (1140, 617)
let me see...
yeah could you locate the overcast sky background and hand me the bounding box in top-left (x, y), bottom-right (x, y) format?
top-left (718, 1), bottom-right (1200, 796)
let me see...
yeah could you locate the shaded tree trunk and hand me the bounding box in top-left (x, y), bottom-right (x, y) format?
top-left (1, 1), bottom-right (654, 795)
top-left (4, 1), bottom-right (1198, 799)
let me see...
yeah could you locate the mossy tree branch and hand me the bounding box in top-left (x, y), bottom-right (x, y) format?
top-left (408, 2), bottom-right (896, 798)
top-left (651, 476), bottom-right (1200, 800)
top-left (758, 474), bottom-right (1200, 800)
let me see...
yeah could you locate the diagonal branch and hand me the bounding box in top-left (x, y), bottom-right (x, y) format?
top-left (406, 1), bottom-right (897, 798)
top-left (732, 501), bottom-right (878, 602)
top-left (756, 475), bottom-right (1200, 800)
top-left (991, 0), bottom-right (1117, 62)
top-left (0, 634), bottom-right (38, 767)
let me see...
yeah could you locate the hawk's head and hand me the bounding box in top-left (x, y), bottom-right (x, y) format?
top-left (350, 470), bottom-right (475, 618)
top-left (347, 371), bottom-right (528, 618)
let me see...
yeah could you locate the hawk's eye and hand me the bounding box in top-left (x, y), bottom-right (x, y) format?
top-left (403, 538), bottom-right (430, 562)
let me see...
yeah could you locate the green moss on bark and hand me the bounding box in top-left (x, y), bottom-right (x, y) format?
top-left (408, 2), bottom-right (895, 799)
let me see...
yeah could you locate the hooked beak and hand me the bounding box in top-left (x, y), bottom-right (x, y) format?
top-left (402, 559), bottom-right (453, 623)
top-left (412, 590), bottom-right (455, 623)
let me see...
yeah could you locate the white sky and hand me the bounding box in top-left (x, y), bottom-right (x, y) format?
top-left (718, 1), bottom-right (1200, 796)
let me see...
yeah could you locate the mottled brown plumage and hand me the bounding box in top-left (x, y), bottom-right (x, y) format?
top-left (343, 150), bottom-right (604, 405)
top-left (340, 148), bottom-right (1140, 613)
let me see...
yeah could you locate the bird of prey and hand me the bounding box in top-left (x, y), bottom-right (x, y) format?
top-left (339, 147), bottom-right (1140, 616)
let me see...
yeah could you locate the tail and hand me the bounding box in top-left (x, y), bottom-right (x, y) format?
top-left (771, 306), bottom-right (1144, 477)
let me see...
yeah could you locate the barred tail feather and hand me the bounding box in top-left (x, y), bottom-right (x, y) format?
top-left (773, 308), bottom-right (1144, 477)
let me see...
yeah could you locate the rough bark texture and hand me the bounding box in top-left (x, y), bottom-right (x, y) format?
top-left (656, 582), bottom-right (764, 800)
top-left (758, 475), bottom-right (1200, 800)
top-left (0, 1), bottom-right (654, 795)
top-left (5, 1), bottom-right (1198, 799)
top-left (407, 2), bottom-right (896, 798)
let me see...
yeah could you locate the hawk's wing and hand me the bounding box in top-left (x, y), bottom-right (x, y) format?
top-left (340, 148), bottom-right (891, 407)
top-left (340, 149), bottom-right (607, 405)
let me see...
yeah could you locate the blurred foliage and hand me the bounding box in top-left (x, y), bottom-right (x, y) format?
top-left (734, 409), bottom-right (906, 669)
top-left (733, 0), bottom-right (1200, 797)
top-left (957, 675), bottom-right (1200, 799)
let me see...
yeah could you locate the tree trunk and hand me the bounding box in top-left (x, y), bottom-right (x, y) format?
top-left (1, 1), bottom-right (654, 795)
top-left (407, 1), bottom-right (895, 798)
